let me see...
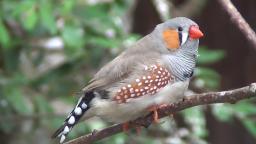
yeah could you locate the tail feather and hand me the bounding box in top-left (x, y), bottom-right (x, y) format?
top-left (52, 91), bottom-right (95, 143)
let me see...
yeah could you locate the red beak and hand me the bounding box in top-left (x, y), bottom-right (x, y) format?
top-left (189, 25), bottom-right (204, 39)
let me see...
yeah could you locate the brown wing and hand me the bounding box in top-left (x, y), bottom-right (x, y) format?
top-left (83, 34), bottom-right (158, 92)
top-left (113, 64), bottom-right (175, 103)
top-left (83, 52), bottom-right (133, 91)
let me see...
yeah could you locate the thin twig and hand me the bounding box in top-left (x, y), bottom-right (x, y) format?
top-left (65, 83), bottom-right (256, 144)
top-left (217, 0), bottom-right (256, 50)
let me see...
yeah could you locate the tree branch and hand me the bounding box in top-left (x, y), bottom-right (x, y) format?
top-left (217, 0), bottom-right (256, 50)
top-left (65, 83), bottom-right (256, 144)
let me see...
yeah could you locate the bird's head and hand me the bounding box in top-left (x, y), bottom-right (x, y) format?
top-left (152, 17), bottom-right (203, 54)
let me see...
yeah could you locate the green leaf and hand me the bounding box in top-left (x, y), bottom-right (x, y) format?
top-left (198, 46), bottom-right (225, 65)
top-left (242, 119), bottom-right (256, 136)
top-left (233, 101), bottom-right (256, 118)
top-left (0, 18), bottom-right (10, 48)
top-left (195, 67), bottom-right (221, 89)
top-left (61, 26), bottom-right (84, 48)
top-left (182, 106), bottom-right (208, 138)
top-left (212, 104), bottom-right (234, 122)
top-left (34, 95), bottom-right (53, 114)
top-left (39, 1), bottom-right (57, 34)
top-left (22, 5), bottom-right (38, 31)
top-left (5, 88), bottom-right (30, 114)
top-left (61, 1), bottom-right (75, 14)
top-left (87, 36), bottom-right (118, 48)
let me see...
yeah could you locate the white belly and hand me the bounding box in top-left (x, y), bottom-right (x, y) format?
top-left (89, 80), bottom-right (189, 123)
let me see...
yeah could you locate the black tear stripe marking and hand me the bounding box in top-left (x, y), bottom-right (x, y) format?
top-left (178, 32), bottom-right (182, 45)
top-left (52, 91), bottom-right (95, 143)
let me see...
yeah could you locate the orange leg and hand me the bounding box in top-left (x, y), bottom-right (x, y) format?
top-left (122, 122), bottom-right (142, 135)
top-left (122, 122), bottom-right (130, 133)
top-left (148, 104), bottom-right (170, 123)
top-left (148, 106), bottom-right (159, 123)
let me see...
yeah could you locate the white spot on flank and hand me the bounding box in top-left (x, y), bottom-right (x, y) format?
top-left (140, 89), bottom-right (144, 92)
top-left (131, 94), bottom-right (135, 97)
top-left (60, 135), bottom-right (66, 143)
top-left (156, 75), bottom-right (159, 78)
top-left (147, 76), bottom-right (151, 79)
top-left (154, 86), bottom-right (157, 89)
top-left (122, 87), bottom-right (126, 90)
top-left (127, 84), bottom-right (131, 87)
top-left (68, 116), bottom-right (75, 125)
top-left (63, 126), bottom-right (69, 134)
top-left (136, 79), bottom-right (140, 82)
top-left (145, 86), bottom-right (149, 90)
top-left (118, 89), bottom-right (121, 93)
top-left (135, 89), bottom-right (139, 92)
top-left (138, 82), bottom-right (142, 86)
top-left (143, 76), bottom-right (146, 79)
top-left (74, 107), bottom-right (82, 115)
top-left (144, 66), bottom-right (148, 71)
top-left (81, 103), bottom-right (87, 109)
top-left (158, 71), bottom-right (161, 74)
top-left (150, 79), bottom-right (153, 82)
top-left (145, 80), bottom-right (149, 83)
top-left (160, 67), bottom-right (163, 71)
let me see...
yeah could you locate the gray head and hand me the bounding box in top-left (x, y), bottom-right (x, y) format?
top-left (151, 17), bottom-right (203, 55)
top-left (150, 17), bottom-right (204, 81)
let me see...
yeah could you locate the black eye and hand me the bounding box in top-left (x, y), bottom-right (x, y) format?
top-left (178, 27), bottom-right (183, 31)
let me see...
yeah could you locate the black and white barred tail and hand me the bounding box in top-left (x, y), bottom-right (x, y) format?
top-left (52, 91), bottom-right (95, 143)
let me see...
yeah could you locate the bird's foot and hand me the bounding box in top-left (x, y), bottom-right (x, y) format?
top-left (122, 122), bottom-right (130, 133)
top-left (148, 104), bottom-right (169, 123)
top-left (122, 122), bottom-right (142, 135)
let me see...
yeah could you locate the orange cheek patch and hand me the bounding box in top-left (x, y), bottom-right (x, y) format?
top-left (162, 29), bottom-right (180, 50)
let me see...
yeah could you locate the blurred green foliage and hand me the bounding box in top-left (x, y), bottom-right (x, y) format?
top-left (0, 0), bottom-right (255, 144)
top-left (0, 0), bottom-right (137, 143)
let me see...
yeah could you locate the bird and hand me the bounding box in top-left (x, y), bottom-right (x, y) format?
top-left (52, 17), bottom-right (203, 143)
